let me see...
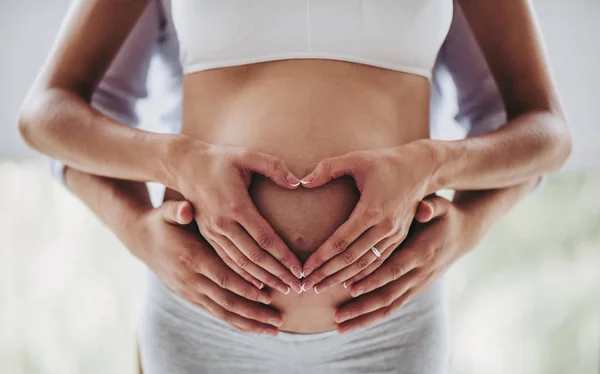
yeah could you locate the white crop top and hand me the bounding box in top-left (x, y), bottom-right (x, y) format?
top-left (171, 0), bottom-right (453, 79)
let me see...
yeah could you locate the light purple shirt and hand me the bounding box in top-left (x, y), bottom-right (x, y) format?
top-left (49, 0), bottom-right (507, 186)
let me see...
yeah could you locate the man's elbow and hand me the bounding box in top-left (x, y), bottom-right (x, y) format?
top-left (17, 94), bottom-right (41, 150)
top-left (542, 111), bottom-right (572, 172)
top-left (18, 88), bottom-right (66, 152)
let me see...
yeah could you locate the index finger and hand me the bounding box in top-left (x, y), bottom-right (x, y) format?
top-left (302, 203), bottom-right (372, 276)
top-left (234, 203), bottom-right (303, 277)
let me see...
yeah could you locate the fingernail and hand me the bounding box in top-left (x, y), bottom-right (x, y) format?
top-left (303, 267), bottom-right (314, 277)
top-left (290, 281), bottom-right (302, 294)
top-left (268, 318), bottom-right (283, 327)
top-left (291, 266), bottom-right (303, 279)
top-left (337, 313), bottom-right (350, 323)
top-left (343, 281), bottom-right (351, 289)
top-left (264, 328), bottom-right (279, 337)
top-left (301, 280), bottom-right (314, 292)
top-left (314, 285), bottom-right (320, 294)
top-left (352, 288), bottom-right (364, 297)
top-left (277, 284), bottom-right (290, 295)
top-left (315, 283), bottom-right (329, 293)
top-left (253, 280), bottom-right (264, 289)
top-left (286, 172), bottom-right (301, 187)
top-left (300, 174), bottom-right (315, 185)
top-left (259, 294), bottom-right (271, 304)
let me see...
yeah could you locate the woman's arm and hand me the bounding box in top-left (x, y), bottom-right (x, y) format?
top-left (19, 0), bottom-right (304, 292)
top-left (19, 0), bottom-right (175, 184)
top-left (425, 0), bottom-right (571, 192)
top-left (299, 1), bottom-right (568, 283)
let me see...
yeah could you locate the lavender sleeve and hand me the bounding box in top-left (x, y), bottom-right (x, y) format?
top-left (432, 3), bottom-right (544, 190)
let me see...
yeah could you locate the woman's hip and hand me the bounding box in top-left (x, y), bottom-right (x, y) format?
top-left (137, 271), bottom-right (451, 374)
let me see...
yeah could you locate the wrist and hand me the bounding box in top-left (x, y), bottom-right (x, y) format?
top-left (156, 134), bottom-right (201, 189)
top-left (453, 203), bottom-right (489, 255)
top-left (113, 202), bottom-right (153, 259)
top-left (408, 139), bottom-right (449, 194)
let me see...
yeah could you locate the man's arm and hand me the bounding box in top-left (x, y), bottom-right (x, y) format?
top-left (335, 177), bottom-right (539, 332)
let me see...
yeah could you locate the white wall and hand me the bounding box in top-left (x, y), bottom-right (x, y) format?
top-left (1, 0), bottom-right (598, 172)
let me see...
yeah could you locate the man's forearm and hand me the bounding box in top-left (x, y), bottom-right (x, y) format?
top-left (427, 110), bottom-right (570, 193)
top-left (452, 177), bottom-right (540, 246)
top-left (64, 166), bottom-right (152, 254)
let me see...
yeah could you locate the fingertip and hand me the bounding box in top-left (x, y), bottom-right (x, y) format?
top-left (299, 173), bottom-right (316, 187)
top-left (177, 201), bottom-right (194, 224)
top-left (415, 201), bottom-right (434, 223)
top-left (285, 172), bottom-right (302, 189)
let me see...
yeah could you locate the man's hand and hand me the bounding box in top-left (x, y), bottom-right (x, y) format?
top-left (130, 199), bottom-right (284, 336)
top-left (333, 194), bottom-right (479, 333)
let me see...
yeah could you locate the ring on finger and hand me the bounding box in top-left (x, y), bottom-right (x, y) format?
top-left (371, 246), bottom-right (381, 258)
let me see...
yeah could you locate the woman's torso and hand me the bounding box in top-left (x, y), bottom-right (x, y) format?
top-left (163, 0), bottom-right (452, 333)
top-left (165, 59), bottom-right (429, 333)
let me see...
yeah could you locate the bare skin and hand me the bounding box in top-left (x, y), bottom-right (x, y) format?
top-left (166, 59), bottom-right (430, 332)
top-left (18, 0), bottom-right (571, 334)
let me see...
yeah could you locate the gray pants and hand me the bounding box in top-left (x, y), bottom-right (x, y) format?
top-left (138, 271), bottom-right (451, 374)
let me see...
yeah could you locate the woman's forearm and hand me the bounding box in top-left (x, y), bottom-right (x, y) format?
top-left (19, 87), bottom-right (181, 187)
top-left (426, 110), bottom-right (570, 192)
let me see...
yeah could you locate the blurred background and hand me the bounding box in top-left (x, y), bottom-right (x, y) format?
top-left (1, 1), bottom-right (599, 373)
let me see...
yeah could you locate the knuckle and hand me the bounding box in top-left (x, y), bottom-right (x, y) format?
top-left (235, 257), bottom-right (251, 269)
top-left (364, 206), bottom-right (385, 223)
top-left (319, 159), bottom-right (332, 174)
top-left (390, 264), bottom-right (405, 281)
top-left (249, 251), bottom-right (268, 265)
top-left (256, 233), bottom-right (274, 250)
top-left (243, 288), bottom-right (258, 301)
top-left (341, 252), bottom-right (355, 266)
top-left (380, 218), bottom-right (397, 234)
top-left (333, 237), bottom-right (350, 254)
top-left (397, 225), bottom-right (408, 240)
top-left (227, 201), bottom-right (247, 218)
top-left (212, 216), bottom-right (228, 231)
top-left (215, 272), bottom-right (229, 288)
top-left (176, 251), bottom-right (192, 267)
top-left (356, 255), bottom-right (371, 270)
top-left (222, 297), bottom-right (236, 312)
top-left (245, 309), bottom-right (259, 321)
top-left (179, 274), bottom-right (196, 288)
top-left (269, 157), bottom-right (284, 173)
top-left (423, 246), bottom-right (437, 262)
top-left (383, 292), bottom-right (395, 307)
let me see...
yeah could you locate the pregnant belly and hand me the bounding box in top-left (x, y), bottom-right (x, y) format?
top-left (179, 59), bottom-right (430, 333)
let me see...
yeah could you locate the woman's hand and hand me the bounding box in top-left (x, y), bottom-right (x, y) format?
top-left (299, 140), bottom-right (437, 292)
top-left (333, 195), bottom-right (477, 333)
top-left (167, 136), bottom-right (304, 294)
top-left (130, 199), bottom-right (284, 336)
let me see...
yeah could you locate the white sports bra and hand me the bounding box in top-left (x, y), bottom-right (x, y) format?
top-left (171, 0), bottom-right (453, 79)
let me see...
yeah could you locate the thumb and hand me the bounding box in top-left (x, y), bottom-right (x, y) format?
top-left (238, 150), bottom-right (301, 189)
top-left (300, 153), bottom-right (362, 188)
top-left (159, 200), bottom-right (194, 226)
top-left (415, 195), bottom-right (451, 223)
